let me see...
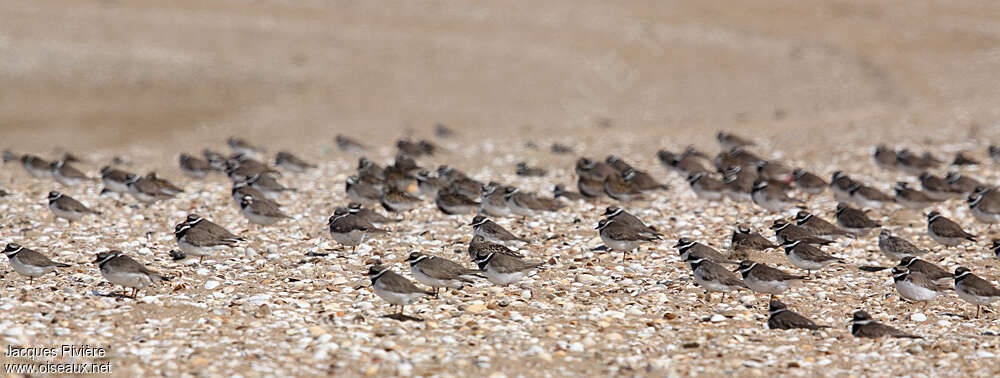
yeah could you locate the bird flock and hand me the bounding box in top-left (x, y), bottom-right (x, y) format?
top-left (3, 130), bottom-right (1000, 339)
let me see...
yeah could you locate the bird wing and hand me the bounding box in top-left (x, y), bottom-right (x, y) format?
top-left (702, 262), bottom-right (749, 288)
top-left (770, 311), bottom-right (824, 330)
top-left (931, 219), bottom-right (975, 238)
top-left (18, 250), bottom-right (69, 268)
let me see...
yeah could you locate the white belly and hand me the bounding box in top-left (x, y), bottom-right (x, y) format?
top-left (177, 238), bottom-right (227, 257)
top-left (971, 207), bottom-right (1000, 224)
top-left (852, 195), bottom-right (884, 209)
top-left (484, 265), bottom-right (526, 286)
top-left (103, 179), bottom-right (130, 194)
top-left (506, 201), bottom-right (535, 216)
top-left (928, 228), bottom-right (964, 247)
top-left (54, 173), bottom-right (84, 187)
top-left (411, 266), bottom-right (464, 289)
top-left (9, 257), bottom-right (54, 278)
top-left (752, 192), bottom-right (786, 212)
top-left (101, 268), bottom-right (153, 290)
top-left (957, 284), bottom-right (1000, 306)
top-left (895, 280), bottom-right (938, 302)
top-left (373, 281), bottom-right (425, 305)
top-left (745, 275), bottom-right (790, 295)
top-left (49, 204), bottom-right (84, 222)
top-left (330, 230), bottom-right (366, 247)
top-left (129, 188), bottom-right (159, 203)
top-left (787, 252), bottom-right (827, 271)
top-left (601, 235), bottom-right (640, 252)
top-left (832, 188), bottom-right (852, 204)
top-left (480, 201), bottom-right (511, 217)
top-left (694, 270), bottom-right (737, 293)
top-left (25, 165), bottom-right (51, 179)
top-left (243, 208), bottom-right (281, 225)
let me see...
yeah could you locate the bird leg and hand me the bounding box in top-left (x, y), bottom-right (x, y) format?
top-left (399, 305), bottom-right (405, 316)
top-left (977, 305), bottom-right (981, 319)
top-left (199, 256), bottom-right (205, 264)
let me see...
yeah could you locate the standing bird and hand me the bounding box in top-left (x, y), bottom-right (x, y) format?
top-left (602, 172), bottom-right (644, 202)
top-left (274, 151), bottom-right (315, 172)
top-left (20, 155), bottom-right (53, 179)
top-left (623, 169), bottom-right (668, 192)
top-left (675, 238), bottom-right (735, 264)
top-left (791, 169), bottom-right (828, 195)
top-left (336, 135), bottom-right (366, 153)
top-left (894, 182), bottom-right (937, 210)
top-left (239, 195), bottom-right (290, 227)
top-left (94, 250), bottom-right (169, 298)
top-left (687, 173), bottom-right (726, 201)
top-left (100, 166), bottom-right (132, 194)
top-left (3, 243), bottom-right (71, 285)
top-left (771, 220), bottom-right (833, 246)
top-left (737, 261), bottom-right (806, 302)
top-left (415, 170), bottom-right (446, 199)
top-left (877, 230), bottom-right (928, 261)
top-left (835, 203), bottom-right (881, 235)
top-left (891, 266), bottom-right (948, 305)
top-left (47, 191), bottom-right (101, 223)
top-left (767, 301), bottom-right (829, 330)
top-left (406, 252), bottom-right (481, 295)
top-left (346, 202), bottom-right (398, 225)
top-left (125, 174), bottom-right (173, 204)
top-left (729, 225), bottom-right (777, 254)
top-left (946, 172), bottom-right (983, 194)
top-left (918, 172), bottom-right (957, 201)
top-left (781, 239), bottom-right (844, 277)
top-left (850, 311), bottom-right (921, 339)
top-left (829, 171), bottom-right (857, 203)
top-left (367, 262), bottom-right (433, 317)
top-left (794, 211), bottom-right (851, 239)
top-left (345, 176), bottom-right (381, 205)
top-left (597, 218), bottom-right (661, 262)
top-left (604, 207), bottom-right (658, 235)
top-left (473, 250), bottom-right (543, 286)
top-left (179, 153), bottom-right (213, 178)
top-left (515, 162), bottom-right (547, 177)
top-left (469, 216), bottom-right (527, 245)
top-left (328, 210), bottom-right (386, 252)
top-left (174, 217), bottom-right (244, 263)
top-left (968, 187), bottom-right (1000, 227)
top-left (553, 184), bottom-right (586, 202)
top-left (926, 211), bottom-right (976, 247)
top-left (380, 188), bottom-right (422, 213)
top-left (716, 131), bottom-right (754, 150)
top-left (899, 256), bottom-right (952, 286)
top-left (435, 187), bottom-right (480, 215)
top-left (51, 160), bottom-right (91, 186)
top-left (953, 267), bottom-right (1000, 318)
top-left (847, 183), bottom-right (894, 209)
top-left (873, 145), bottom-right (898, 170)
top-left (479, 183), bottom-right (511, 217)
top-left (683, 253), bottom-right (749, 303)
top-left (751, 180), bottom-right (801, 212)
top-left (244, 173), bottom-right (294, 199)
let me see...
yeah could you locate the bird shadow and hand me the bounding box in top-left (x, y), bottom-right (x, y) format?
top-left (91, 290), bottom-right (134, 299)
top-left (382, 314), bottom-right (424, 322)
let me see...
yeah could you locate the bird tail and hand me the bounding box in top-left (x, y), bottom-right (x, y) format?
top-left (55, 263), bottom-right (71, 268)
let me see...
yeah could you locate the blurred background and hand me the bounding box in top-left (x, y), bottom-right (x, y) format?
top-left (2, 0), bottom-right (999, 153)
